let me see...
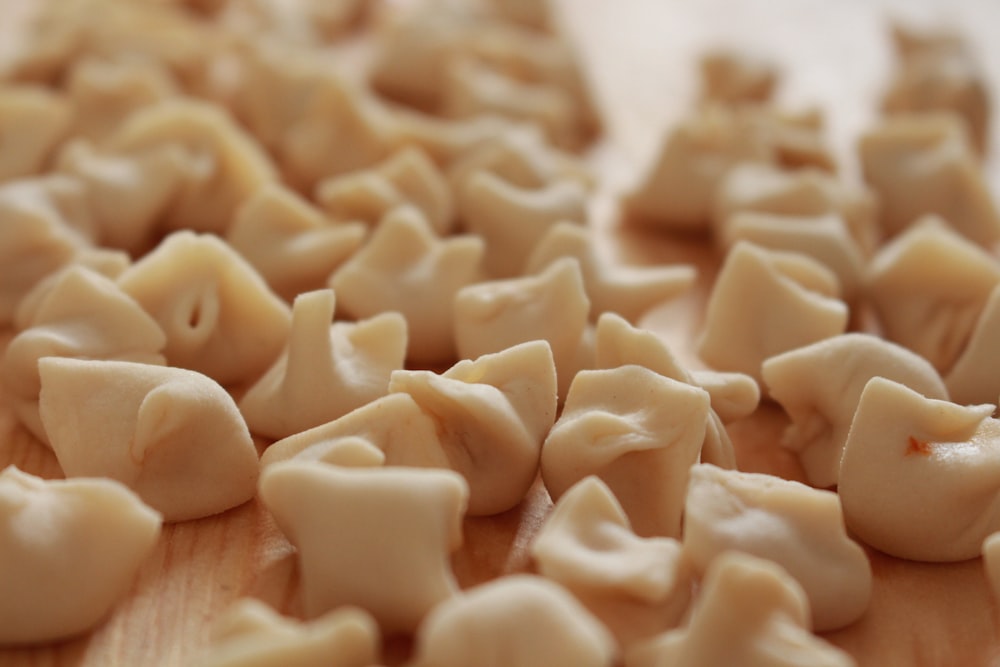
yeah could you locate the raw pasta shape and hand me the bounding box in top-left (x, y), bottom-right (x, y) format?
top-left (762, 333), bottom-right (948, 488)
top-left (38, 357), bottom-right (259, 522)
top-left (682, 464), bottom-right (872, 631)
top-left (226, 184), bottom-right (366, 303)
top-left (2, 266), bottom-right (166, 444)
top-left (746, 107), bottom-right (837, 173)
top-left (239, 289), bottom-right (407, 441)
top-left (118, 231), bottom-right (292, 386)
top-left (867, 216), bottom-right (1000, 374)
top-left (698, 48), bottom-right (777, 106)
top-left (410, 575), bottom-right (616, 667)
top-left (454, 258), bottom-right (589, 398)
top-left (0, 466), bottom-right (161, 645)
top-left (330, 206), bottom-right (484, 365)
top-left (526, 222), bottom-right (696, 323)
top-left (317, 147), bottom-right (454, 235)
top-left (540, 365), bottom-right (710, 538)
top-left (946, 285), bottom-right (1000, 405)
top-left (458, 170), bottom-right (587, 278)
top-left (198, 598), bottom-right (380, 667)
top-left (697, 241), bottom-right (848, 385)
top-left (258, 460), bottom-right (468, 635)
top-left (389, 340), bottom-right (557, 516)
top-left (0, 86), bottom-right (71, 182)
top-left (839, 377), bottom-right (1000, 562)
top-left (531, 476), bottom-right (693, 648)
top-left (859, 113), bottom-right (1000, 246)
top-left (625, 552), bottom-right (855, 667)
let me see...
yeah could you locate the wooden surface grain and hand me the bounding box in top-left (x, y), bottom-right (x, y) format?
top-left (3, 0), bottom-right (1000, 665)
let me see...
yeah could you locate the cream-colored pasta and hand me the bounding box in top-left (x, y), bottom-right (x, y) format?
top-left (2, 266), bottom-right (166, 444)
top-left (867, 216), bottom-right (1000, 374)
top-left (330, 206), bottom-right (485, 365)
top-left (946, 285), bottom-right (1000, 405)
top-left (390, 109), bottom-right (513, 167)
top-left (748, 107), bottom-right (837, 173)
top-left (410, 575), bottom-right (616, 667)
top-left (258, 460), bottom-right (468, 635)
top-left (625, 552), bottom-right (855, 667)
top-left (316, 147), bottom-right (454, 235)
top-left (458, 170), bottom-right (587, 278)
top-left (982, 533), bottom-right (1000, 609)
top-left (454, 258), bottom-right (589, 398)
top-left (118, 231), bottom-right (292, 386)
top-left (540, 365), bottom-right (710, 538)
top-left (0, 466), bottom-right (161, 645)
top-left (389, 340), bottom-right (557, 516)
top-left (531, 476), bottom-right (692, 648)
top-left (839, 377), bottom-right (1000, 562)
top-left (226, 184), bottom-right (366, 302)
top-left (198, 599), bottom-right (380, 667)
top-left (526, 222), bottom-right (696, 323)
top-left (38, 357), bottom-right (259, 522)
top-left (698, 48), bottom-right (777, 106)
top-left (239, 289), bottom-right (407, 441)
top-left (682, 464), bottom-right (872, 631)
top-left (697, 242), bottom-right (848, 385)
top-left (859, 113), bottom-right (1000, 247)
top-left (0, 86), bottom-right (71, 182)
top-left (762, 333), bottom-right (948, 488)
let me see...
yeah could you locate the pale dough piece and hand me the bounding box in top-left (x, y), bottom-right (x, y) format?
top-left (258, 460), bottom-right (468, 635)
top-left (410, 575), bottom-right (616, 667)
top-left (859, 113), bottom-right (1000, 246)
top-left (390, 340), bottom-right (557, 516)
top-left (526, 222), bottom-right (696, 323)
top-left (226, 184), bottom-right (366, 302)
top-left (946, 285), bottom-right (1000, 405)
top-left (682, 464), bottom-right (872, 631)
top-left (625, 552), bottom-right (855, 667)
top-left (531, 476), bottom-right (692, 648)
top-left (982, 533), bottom-right (1000, 609)
top-left (330, 206), bottom-right (484, 365)
top-left (867, 216), bottom-right (1000, 374)
top-left (105, 99), bottom-right (278, 234)
top-left (540, 365), bottom-right (710, 538)
top-left (747, 107), bottom-right (837, 173)
top-left (2, 266), bottom-right (166, 445)
top-left (0, 86), bottom-right (72, 181)
top-left (839, 377), bottom-right (1000, 562)
top-left (762, 333), bottom-right (948, 488)
top-left (458, 171), bottom-right (587, 278)
top-left (217, 0), bottom-right (367, 44)
top-left (118, 231), bottom-right (292, 386)
top-left (698, 49), bottom-right (777, 106)
top-left (454, 258), bottom-right (589, 399)
top-left (316, 147), bottom-right (454, 235)
top-left (713, 163), bottom-right (878, 255)
top-left (722, 212), bottom-right (865, 301)
top-left (199, 598), bottom-right (380, 667)
top-left (239, 289), bottom-right (407, 441)
top-left (390, 110), bottom-right (515, 167)
top-left (38, 357), bottom-right (259, 522)
top-left (0, 466), bottom-right (161, 645)
top-left (697, 242), bottom-right (848, 385)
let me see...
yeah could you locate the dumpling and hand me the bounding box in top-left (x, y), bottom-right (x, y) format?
top-left (762, 333), bottom-right (948, 488)
top-left (38, 357), bottom-right (259, 522)
top-left (624, 552), bottom-right (855, 667)
top-left (458, 171), bottom-right (587, 278)
top-left (2, 266), bottom-right (166, 444)
top-left (239, 289), bottom-right (407, 441)
top-left (682, 464), bottom-right (872, 631)
top-left (540, 365), bottom-right (710, 538)
top-left (531, 476), bottom-right (692, 648)
top-left (226, 184), bottom-right (367, 303)
top-left (698, 48), bottom-right (777, 106)
top-left (198, 599), bottom-right (380, 667)
top-left (0, 85), bottom-right (71, 182)
top-left (839, 377), bottom-right (1000, 561)
top-left (697, 241), bottom-right (848, 385)
top-left (0, 466), bottom-right (161, 645)
top-left (258, 460), bottom-right (468, 635)
top-left (946, 285), bottom-right (1000, 405)
top-left (859, 113), bottom-right (1000, 247)
top-left (867, 216), bottom-right (1000, 374)
top-left (330, 206), bottom-right (484, 365)
top-left (389, 340), bottom-right (557, 516)
top-left (410, 575), bottom-right (616, 667)
top-left (118, 231), bottom-right (292, 386)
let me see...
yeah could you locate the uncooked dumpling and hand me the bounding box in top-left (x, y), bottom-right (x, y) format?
top-left (0, 85), bottom-right (71, 182)
top-left (946, 285), bottom-right (1000, 405)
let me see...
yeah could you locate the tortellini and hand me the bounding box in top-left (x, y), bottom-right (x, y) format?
top-left (0, 86), bottom-right (72, 182)
top-left (946, 285), bottom-right (1000, 405)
